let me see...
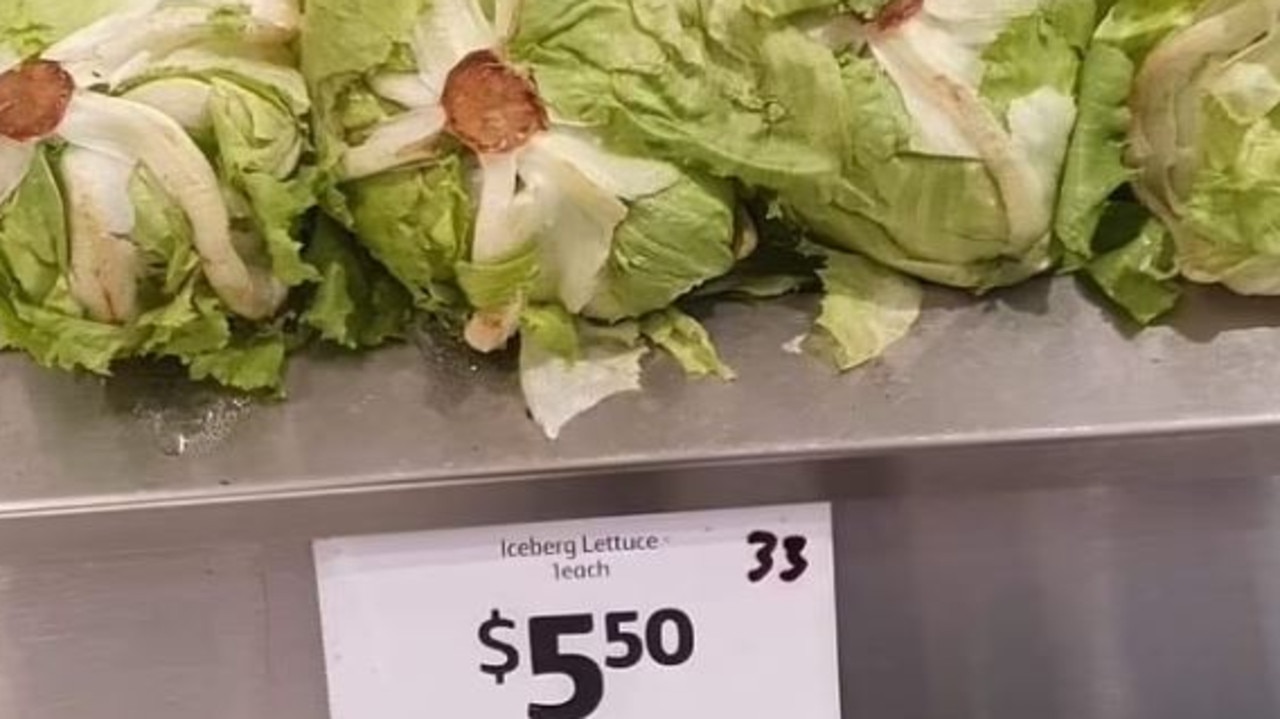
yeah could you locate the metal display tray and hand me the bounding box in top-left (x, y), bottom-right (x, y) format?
top-left (6, 277), bottom-right (1280, 719)
top-left (4, 276), bottom-right (1280, 523)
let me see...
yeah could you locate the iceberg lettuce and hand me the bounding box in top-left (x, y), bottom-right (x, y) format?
top-left (513, 0), bottom-right (1099, 292)
top-left (0, 0), bottom-right (315, 391)
top-left (303, 0), bottom-right (742, 435)
top-left (1059, 0), bottom-right (1280, 322)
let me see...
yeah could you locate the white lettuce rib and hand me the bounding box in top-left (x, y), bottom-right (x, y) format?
top-left (57, 92), bottom-right (283, 319)
top-left (47, 6), bottom-right (293, 89)
top-left (493, 0), bottom-right (523, 41)
top-left (869, 17), bottom-right (985, 156)
top-left (527, 131), bottom-right (679, 200)
top-left (121, 77), bottom-right (215, 133)
top-left (464, 151), bottom-right (527, 352)
top-left (248, 0), bottom-right (302, 31)
top-left (0, 49), bottom-right (19, 76)
top-left (870, 29), bottom-right (1049, 249)
top-left (471, 152), bottom-right (521, 263)
top-left (411, 0), bottom-right (496, 98)
top-left (370, 73), bottom-right (440, 109)
top-left (517, 139), bottom-right (629, 312)
top-left (341, 106), bottom-right (446, 180)
top-left (61, 147), bottom-right (142, 323)
top-left (0, 139), bottom-right (34, 209)
top-left (464, 301), bottom-right (522, 353)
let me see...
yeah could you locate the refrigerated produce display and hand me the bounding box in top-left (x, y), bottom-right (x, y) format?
top-left (8, 1), bottom-right (1280, 718)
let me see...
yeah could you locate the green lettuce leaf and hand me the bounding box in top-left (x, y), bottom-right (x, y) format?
top-left (511, 0), bottom-right (849, 192)
top-left (1084, 217), bottom-right (1180, 325)
top-left (804, 251), bottom-right (921, 372)
top-left (521, 303), bottom-right (581, 361)
top-left (187, 330), bottom-right (288, 393)
top-left (641, 307), bottom-right (735, 380)
top-left (1054, 41), bottom-right (1137, 266)
top-left (346, 158), bottom-right (474, 310)
top-left (304, 217), bottom-right (414, 349)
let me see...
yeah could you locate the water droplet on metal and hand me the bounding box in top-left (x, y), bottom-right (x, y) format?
top-left (133, 393), bottom-right (253, 457)
top-left (107, 361), bottom-right (255, 457)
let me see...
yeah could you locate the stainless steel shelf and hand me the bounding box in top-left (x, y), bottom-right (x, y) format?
top-left (5, 278), bottom-right (1280, 719)
top-left (4, 276), bottom-right (1280, 521)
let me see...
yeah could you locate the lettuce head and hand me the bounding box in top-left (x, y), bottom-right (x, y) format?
top-left (1058, 0), bottom-right (1280, 323)
top-left (0, 0), bottom-right (315, 391)
top-left (302, 0), bottom-right (742, 436)
top-left (513, 0), bottom-right (1099, 292)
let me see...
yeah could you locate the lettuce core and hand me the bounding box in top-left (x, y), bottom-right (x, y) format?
top-left (442, 49), bottom-right (547, 154)
top-left (0, 61), bottom-right (75, 141)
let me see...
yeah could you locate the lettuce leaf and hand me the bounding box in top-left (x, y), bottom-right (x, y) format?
top-left (804, 250), bottom-right (921, 371)
top-left (304, 217), bottom-right (414, 348)
top-left (519, 315), bottom-right (647, 440)
top-left (641, 307), bottom-right (735, 380)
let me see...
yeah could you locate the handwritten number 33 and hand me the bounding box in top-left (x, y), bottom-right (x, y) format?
top-left (747, 531), bottom-right (810, 583)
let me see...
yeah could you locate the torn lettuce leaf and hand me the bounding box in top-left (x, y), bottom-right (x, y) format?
top-left (804, 250), bottom-right (921, 371)
top-left (641, 307), bottom-right (736, 381)
top-left (519, 313), bottom-right (648, 440)
top-left (1085, 217), bottom-right (1181, 325)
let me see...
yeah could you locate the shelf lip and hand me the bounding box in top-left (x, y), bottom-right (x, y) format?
top-left (4, 277), bottom-right (1280, 518)
top-left (3, 404), bottom-right (1278, 521)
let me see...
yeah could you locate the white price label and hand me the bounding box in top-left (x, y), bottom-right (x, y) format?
top-left (314, 503), bottom-right (840, 719)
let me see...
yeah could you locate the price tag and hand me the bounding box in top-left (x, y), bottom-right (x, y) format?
top-left (314, 503), bottom-right (839, 719)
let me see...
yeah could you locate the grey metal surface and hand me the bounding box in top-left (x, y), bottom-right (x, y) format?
top-left (2, 466), bottom-right (1279, 719)
top-left (4, 276), bottom-right (1280, 516)
top-left (4, 277), bottom-right (1280, 718)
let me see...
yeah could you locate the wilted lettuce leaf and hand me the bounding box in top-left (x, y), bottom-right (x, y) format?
top-left (806, 251), bottom-right (921, 371)
top-left (641, 307), bottom-right (735, 380)
top-left (520, 317), bottom-right (647, 440)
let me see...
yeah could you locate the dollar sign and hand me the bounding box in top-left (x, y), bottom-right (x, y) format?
top-left (478, 609), bottom-right (519, 685)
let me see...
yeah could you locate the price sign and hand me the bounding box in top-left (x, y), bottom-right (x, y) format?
top-left (314, 503), bottom-right (839, 719)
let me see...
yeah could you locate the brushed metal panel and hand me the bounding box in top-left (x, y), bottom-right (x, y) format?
top-left (2, 279), bottom-right (1280, 515)
top-left (3, 473), bottom-right (1280, 718)
top-left (0, 543), bottom-right (326, 719)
